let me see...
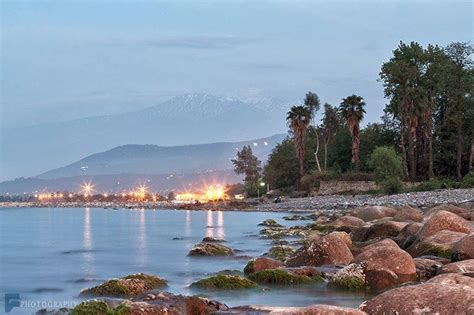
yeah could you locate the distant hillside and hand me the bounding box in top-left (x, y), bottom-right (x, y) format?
top-left (1, 93), bottom-right (290, 180)
top-left (0, 134), bottom-right (286, 194)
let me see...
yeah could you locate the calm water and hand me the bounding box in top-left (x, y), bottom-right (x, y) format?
top-left (0, 208), bottom-right (366, 314)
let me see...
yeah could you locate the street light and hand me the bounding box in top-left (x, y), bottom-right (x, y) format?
top-left (257, 182), bottom-right (265, 199)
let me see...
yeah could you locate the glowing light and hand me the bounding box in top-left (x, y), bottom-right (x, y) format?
top-left (81, 182), bottom-right (95, 197)
top-left (260, 182), bottom-right (265, 187)
top-left (69, 193), bottom-right (73, 198)
top-left (205, 185), bottom-right (226, 201)
top-left (103, 193), bottom-right (108, 198)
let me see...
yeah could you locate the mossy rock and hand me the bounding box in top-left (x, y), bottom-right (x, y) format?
top-left (190, 275), bottom-right (257, 290)
top-left (247, 269), bottom-right (321, 285)
top-left (267, 245), bottom-right (295, 262)
top-left (122, 273), bottom-right (167, 288)
top-left (188, 242), bottom-right (235, 256)
top-left (329, 276), bottom-right (365, 291)
top-left (307, 223), bottom-right (334, 234)
top-left (258, 219), bottom-right (284, 227)
top-left (80, 273), bottom-right (166, 298)
top-left (243, 260), bottom-right (256, 275)
top-left (71, 301), bottom-right (109, 315)
top-left (424, 245), bottom-right (453, 259)
top-left (71, 301), bottom-right (131, 315)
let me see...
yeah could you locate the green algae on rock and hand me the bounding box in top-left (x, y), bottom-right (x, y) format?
top-left (247, 269), bottom-right (322, 285)
top-left (71, 301), bottom-right (130, 315)
top-left (190, 275), bottom-right (257, 290)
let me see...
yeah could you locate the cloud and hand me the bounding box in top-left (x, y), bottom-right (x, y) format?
top-left (245, 62), bottom-right (293, 71)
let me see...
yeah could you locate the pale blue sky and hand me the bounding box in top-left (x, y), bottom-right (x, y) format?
top-left (1, 0), bottom-right (472, 125)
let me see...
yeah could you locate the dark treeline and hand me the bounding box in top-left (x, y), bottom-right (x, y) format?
top-left (260, 41), bottom-right (473, 192)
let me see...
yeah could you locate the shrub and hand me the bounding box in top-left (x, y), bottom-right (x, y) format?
top-left (380, 176), bottom-right (402, 195)
top-left (369, 146), bottom-right (403, 184)
top-left (412, 180), bottom-right (443, 192)
top-left (461, 172), bottom-right (474, 188)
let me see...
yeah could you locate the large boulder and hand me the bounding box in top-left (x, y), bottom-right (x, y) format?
top-left (247, 268), bottom-right (322, 285)
top-left (417, 210), bottom-right (471, 240)
top-left (188, 242), bottom-right (234, 256)
top-left (329, 263), bottom-right (366, 291)
top-left (265, 245), bottom-right (295, 261)
top-left (218, 304), bottom-right (365, 314)
top-left (394, 222), bottom-right (423, 249)
top-left (424, 204), bottom-right (471, 220)
top-left (452, 233), bottom-right (474, 261)
top-left (327, 231), bottom-right (352, 247)
top-left (438, 259), bottom-right (474, 274)
top-left (407, 230), bottom-right (467, 258)
top-left (351, 239), bottom-right (399, 257)
top-left (351, 206), bottom-right (396, 222)
top-left (393, 206), bottom-right (423, 222)
top-left (358, 220), bottom-right (408, 242)
top-left (353, 245), bottom-right (416, 290)
top-left (414, 257), bottom-right (444, 281)
top-left (190, 275), bottom-right (257, 290)
top-left (80, 273), bottom-right (167, 298)
top-left (258, 219), bottom-right (283, 227)
top-left (286, 234), bottom-right (353, 267)
top-left (360, 274), bottom-right (474, 315)
top-left (330, 216), bottom-right (365, 232)
top-left (243, 257), bottom-right (284, 274)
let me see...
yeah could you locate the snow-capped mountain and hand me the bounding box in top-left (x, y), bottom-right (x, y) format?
top-left (1, 94), bottom-right (290, 180)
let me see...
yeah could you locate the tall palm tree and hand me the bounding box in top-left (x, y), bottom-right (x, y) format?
top-left (339, 95), bottom-right (366, 173)
top-left (287, 105), bottom-right (312, 178)
top-left (304, 91), bottom-right (322, 172)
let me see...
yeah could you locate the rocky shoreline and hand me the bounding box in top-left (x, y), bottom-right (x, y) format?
top-left (37, 202), bottom-right (474, 314)
top-left (1, 188), bottom-right (473, 212)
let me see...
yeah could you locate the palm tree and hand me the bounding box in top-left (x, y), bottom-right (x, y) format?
top-left (339, 95), bottom-right (366, 173)
top-left (287, 105), bottom-right (312, 178)
top-left (304, 91), bottom-right (322, 172)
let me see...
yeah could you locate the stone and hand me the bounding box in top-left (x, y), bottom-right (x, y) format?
top-left (360, 274), bottom-right (474, 315)
top-left (353, 245), bottom-right (416, 290)
top-left (452, 233), bottom-right (474, 261)
top-left (327, 231), bottom-right (352, 247)
top-left (351, 239), bottom-right (399, 257)
top-left (393, 206), bottom-right (423, 222)
top-left (417, 210), bottom-right (471, 240)
top-left (216, 304), bottom-right (365, 314)
top-left (330, 215), bottom-right (365, 232)
top-left (266, 245), bottom-right (295, 261)
top-left (329, 263), bottom-right (366, 291)
top-left (202, 236), bottom-right (226, 242)
top-left (247, 269), bottom-right (322, 285)
top-left (438, 259), bottom-right (474, 274)
top-left (79, 273), bottom-right (167, 298)
top-left (243, 257), bottom-right (284, 274)
top-left (351, 206), bottom-right (396, 222)
top-left (258, 219), bottom-right (283, 227)
top-left (188, 242), bottom-right (234, 256)
top-left (190, 275), bottom-right (257, 290)
top-left (414, 257), bottom-right (443, 281)
top-left (286, 234), bottom-right (353, 267)
top-left (359, 220), bottom-right (408, 242)
top-left (407, 230), bottom-right (467, 258)
top-left (394, 222), bottom-right (423, 249)
top-left (424, 204), bottom-right (471, 220)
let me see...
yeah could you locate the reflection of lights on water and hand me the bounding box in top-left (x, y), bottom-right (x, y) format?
top-left (217, 211), bottom-right (225, 238)
top-left (206, 210), bottom-right (214, 237)
top-left (136, 208), bottom-right (147, 266)
top-left (83, 208), bottom-right (94, 272)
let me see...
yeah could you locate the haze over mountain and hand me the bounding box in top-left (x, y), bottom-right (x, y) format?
top-left (1, 94), bottom-right (289, 181)
top-left (0, 134), bottom-right (285, 194)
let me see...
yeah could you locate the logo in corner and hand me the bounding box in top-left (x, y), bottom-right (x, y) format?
top-left (5, 293), bottom-right (21, 313)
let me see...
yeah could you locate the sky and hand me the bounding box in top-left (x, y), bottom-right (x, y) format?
top-left (1, 0), bottom-right (473, 127)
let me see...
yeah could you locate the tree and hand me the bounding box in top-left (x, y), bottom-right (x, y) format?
top-left (264, 138), bottom-right (300, 189)
top-left (287, 105), bottom-right (312, 178)
top-left (370, 146), bottom-right (403, 194)
top-left (232, 145), bottom-right (262, 193)
top-left (320, 103), bottom-right (340, 172)
top-left (304, 91), bottom-right (322, 172)
top-left (338, 94), bottom-right (366, 173)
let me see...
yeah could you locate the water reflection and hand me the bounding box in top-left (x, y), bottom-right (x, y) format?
top-left (83, 208), bottom-right (94, 271)
top-left (206, 210), bottom-right (214, 237)
top-left (136, 209), bottom-right (147, 266)
top-left (216, 211), bottom-right (225, 238)
top-left (185, 210), bottom-right (191, 237)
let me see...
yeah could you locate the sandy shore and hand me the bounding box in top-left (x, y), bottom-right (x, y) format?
top-left (1, 188), bottom-right (473, 212)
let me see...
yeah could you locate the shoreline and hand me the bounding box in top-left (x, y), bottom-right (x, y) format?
top-left (1, 188), bottom-right (473, 212)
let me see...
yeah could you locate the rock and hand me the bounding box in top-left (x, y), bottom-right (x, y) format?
top-left (80, 273), bottom-right (167, 298)
top-left (393, 206), bottom-right (423, 222)
top-left (351, 239), bottom-right (399, 257)
top-left (360, 274), bottom-right (474, 315)
top-left (216, 304), bottom-right (365, 314)
top-left (282, 214), bottom-right (310, 221)
top-left (452, 233), bottom-right (474, 261)
top-left (407, 230), bottom-right (467, 258)
top-left (394, 222), bottom-right (423, 249)
top-left (243, 257), bottom-right (284, 275)
top-left (188, 242), bottom-right (234, 256)
top-left (190, 275), bottom-right (257, 290)
top-left (258, 219), bottom-right (283, 227)
top-left (327, 231), bottom-right (352, 247)
top-left (69, 300), bottom-right (117, 315)
top-left (202, 236), bottom-right (226, 242)
top-left (438, 259), bottom-right (474, 274)
top-left (359, 220), bottom-right (408, 242)
top-left (350, 226), bottom-right (371, 242)
top-left (353, 245), bottom-right (416, 290)
top-left (351, 206), bottom-right (396, 222)
top-left (427, 272), bottom-right (474, 288)
top-left (424, 204), bottom-right (471, 220)
top-left (286, 234), bottom-right (353, 267)
top-left (285, 266), bottom-right (322, 278)
top-left (417, 210), bottom-right (471, 240)
top-left (414, 257), bottom-right (443, 281)
top-left (330, 215), bottom-right (365, 232)
top-left (329, 263), bottom-right (366, 291)
top-left (265, 245), bottom-right (295, 261)
top-left (247, 269), bottom-right (322, 285)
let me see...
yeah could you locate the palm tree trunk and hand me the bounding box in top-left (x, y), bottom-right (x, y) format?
top-left (456, 124), bottom-right (463, 180)
top-left (353, 127), bottom-right (360, 173)
top-left (469, 133), bottom-right (474, 172)
top-left (400, 131), bottom-right (409, 179)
